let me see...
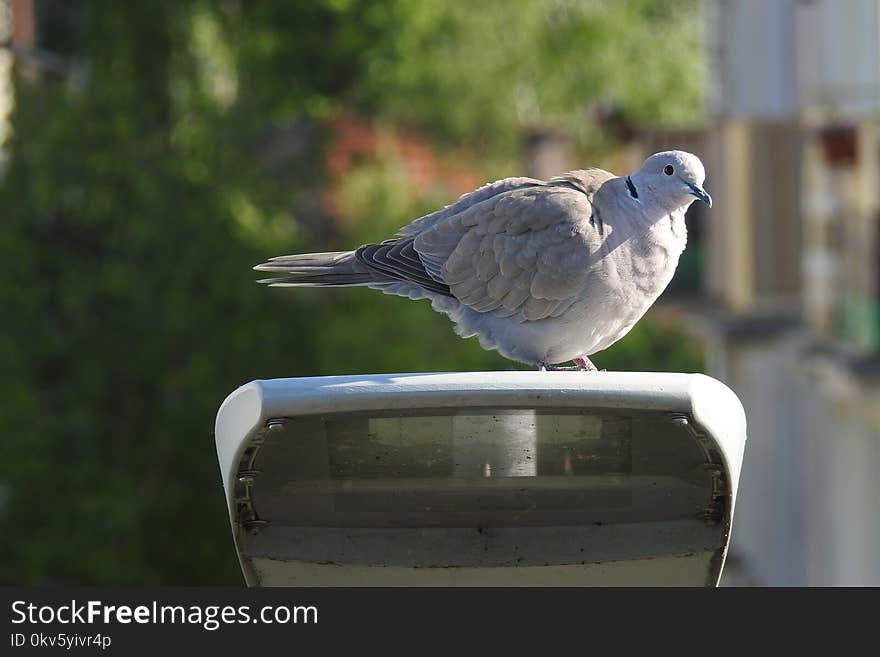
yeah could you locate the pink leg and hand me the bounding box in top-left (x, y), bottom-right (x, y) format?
top-left (573, 357), bottom-right (598, 371)
top-left (537, 357), bottom-right (599, 372)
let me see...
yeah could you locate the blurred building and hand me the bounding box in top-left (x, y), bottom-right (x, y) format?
top-left (0, 0), bottom-right (23, 171)
top-left (697, 0), bottom-right (880, 585)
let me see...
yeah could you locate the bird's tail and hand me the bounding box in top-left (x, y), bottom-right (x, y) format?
top-left (253, 251), bottom-right (373, 287)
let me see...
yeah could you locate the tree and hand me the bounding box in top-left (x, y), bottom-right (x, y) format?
top-left (0, 0), bottom-right (702, 584)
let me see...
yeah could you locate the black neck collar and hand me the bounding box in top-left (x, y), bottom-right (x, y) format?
top-left (625, 176), bottom-right (639, 199)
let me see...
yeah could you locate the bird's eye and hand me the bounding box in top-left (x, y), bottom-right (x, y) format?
top-left (664, 165), bottom-right (674, 176)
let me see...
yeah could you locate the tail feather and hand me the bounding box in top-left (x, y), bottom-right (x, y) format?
top-left (253, 250), bottom-right (373, 287)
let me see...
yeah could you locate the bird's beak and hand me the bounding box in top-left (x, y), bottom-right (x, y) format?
top-left (687, 182), bottom-right (712, 208)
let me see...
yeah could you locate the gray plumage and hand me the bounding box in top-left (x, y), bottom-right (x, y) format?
top-left (255, 150), bottom-right (712, 369)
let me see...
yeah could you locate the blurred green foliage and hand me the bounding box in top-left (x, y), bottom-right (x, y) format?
top-left (361, 0), bottom-right (706, 158)
top-left (0, 0), bottom-right (703, 584)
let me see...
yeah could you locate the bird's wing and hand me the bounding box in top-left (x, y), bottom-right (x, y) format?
top-left (336, 177), bottom-right (543, 297)
top-left (396, 177), bottom-right (543, 239)
top-left (412, 168), bottom-right (615, 321)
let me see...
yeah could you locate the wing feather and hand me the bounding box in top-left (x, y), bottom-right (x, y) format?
top-left (343, 168), bottom-right (614, 323)
top-left (407, 168), bottom-right (614, 322)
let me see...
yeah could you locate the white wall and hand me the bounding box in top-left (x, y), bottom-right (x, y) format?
top-left (712, 331), bottom-right (880, 586)
top-left (708, 0), bottom-right (798, 118)
top-left (708, 0), bottom-right (880, 120)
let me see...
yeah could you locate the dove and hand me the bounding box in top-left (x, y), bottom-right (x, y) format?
top-left (255, 150), bottom-right (711, 371)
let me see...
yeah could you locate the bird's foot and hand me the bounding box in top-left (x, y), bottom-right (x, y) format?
top-left (538, 357), bottom-right (599, 372)
top-left (573, 357), bottom-right (598, 372)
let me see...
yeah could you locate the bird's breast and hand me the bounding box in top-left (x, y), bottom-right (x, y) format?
top-left (599, 212), bottom-right (686, 313)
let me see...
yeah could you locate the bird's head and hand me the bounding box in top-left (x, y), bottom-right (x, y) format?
top-left (628, 150), bottom-right (711, 210)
